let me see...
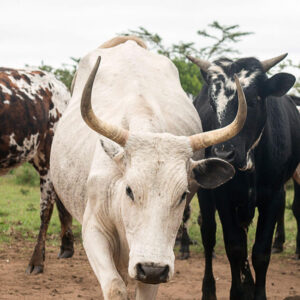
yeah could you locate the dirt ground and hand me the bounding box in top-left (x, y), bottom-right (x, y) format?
top-left (0, 241), bottom-right (299, 300)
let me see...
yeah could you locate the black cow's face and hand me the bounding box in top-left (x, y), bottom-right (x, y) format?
top-left (201, 57), bottom-right (295, 171)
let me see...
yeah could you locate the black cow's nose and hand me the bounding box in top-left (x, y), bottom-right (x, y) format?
top-left (212, 147), bottom-right (235, 162)
top-left (136, 263), bottom-right (169, 284)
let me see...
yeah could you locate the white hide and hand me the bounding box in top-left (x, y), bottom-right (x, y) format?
top-left (50, 40), bottom-right (203, 299)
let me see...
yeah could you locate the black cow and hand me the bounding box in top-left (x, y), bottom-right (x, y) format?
top-left (268, 96), bottom-right (300, 257)
top-left (272, 170), bottom-right (300, 259)
top-left (187, 54), bottom-right (300, 300)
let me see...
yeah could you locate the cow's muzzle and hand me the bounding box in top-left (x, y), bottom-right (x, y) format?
top-left (135, 263), bottom-right (169, 284)
top-left (211, 144), bottom-right (236, 163)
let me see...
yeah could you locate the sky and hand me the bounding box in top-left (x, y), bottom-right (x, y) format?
top-left (1, 0), bottom-right (300, 76)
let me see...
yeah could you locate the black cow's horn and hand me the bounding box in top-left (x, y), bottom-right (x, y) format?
top-left (186, 55), bottom-right (211, 72)
top-left (261, 53), bottom-right (288, 72)
top-left (80, 56), bottom-right (129, 146)
top-left (189, 74), bottom-right (247, 151)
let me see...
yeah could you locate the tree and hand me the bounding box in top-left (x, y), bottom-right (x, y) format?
top-left (121, 23), bottom-right (253, 97)
top-left (196, 21), bottom-right (253, 59)
top-left (29, 23), bottom-right (254, 97)
top-left (172, 58), bottom-right (202, 98)
top-left (37, 57), bottom-right (79, 91)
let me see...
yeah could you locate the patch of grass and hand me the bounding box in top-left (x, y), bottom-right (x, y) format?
top-left (14, 163), bottom-right (40, 186)
top-left (186, 180), bottom-right (297, 256)
top-left (0, 164), bottom-right (298, 259)
top-left (0, 167), bottom-right (81, 245)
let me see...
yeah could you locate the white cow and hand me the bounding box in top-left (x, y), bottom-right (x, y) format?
top-left (50, 36), bottom-right (247, 300)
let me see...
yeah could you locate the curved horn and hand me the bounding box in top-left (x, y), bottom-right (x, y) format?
top-left (189, 74), bottom-right (247, 151)
top-left (261, 53), bottom-right (288, 72)
top-left (80, 56), bottom-right (129, 146)
top-left (186, 55), bottom-right (211, 72)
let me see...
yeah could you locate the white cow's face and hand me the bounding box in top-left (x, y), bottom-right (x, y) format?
top-left (103, 132), bottom-right (234, 284)
top-left (122, 133), bottom-right (191, 284)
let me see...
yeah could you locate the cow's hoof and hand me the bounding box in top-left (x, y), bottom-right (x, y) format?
top-left (202, 294), bottom-right (217, 300)
top-left (272, 246), bottom-right (283, 254)
top-left (58, 248), bottom-right (74, 259)
top-left (202, 276), bottom-right (216, 300)
top-left (25, 264), bottom-right (44, 275)
top-left (190, 239), bottom-right (198, 245)
top-left (179, 251), bottom-right (190, 260)
top-left (293, 253), bottom-right (300, 260)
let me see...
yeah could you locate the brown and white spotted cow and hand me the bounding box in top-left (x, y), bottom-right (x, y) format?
top-left (0, 67), bottom-right (74, 274)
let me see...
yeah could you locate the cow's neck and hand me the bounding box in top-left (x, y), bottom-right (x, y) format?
top-left (128, 116), bottom-right (164, 134)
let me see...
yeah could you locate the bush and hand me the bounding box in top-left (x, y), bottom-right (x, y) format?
top-left (14, 163), bottom-right (40, 187)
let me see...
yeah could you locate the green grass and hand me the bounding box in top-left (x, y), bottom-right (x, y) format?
top-left (186, 179), bottom-right (297, 256)
top-left (0, 164), bottom-right (298, 258)
top-left (0, 164), bottom-right (81, 245)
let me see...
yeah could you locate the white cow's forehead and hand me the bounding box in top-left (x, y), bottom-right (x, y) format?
top-left (208, 63), bottom-right (259, 122)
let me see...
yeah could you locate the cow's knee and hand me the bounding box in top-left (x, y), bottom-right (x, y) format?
top-left (106, 278), bottom-right (127, 300)
top-left (179, 224), bottom-right (190, 259)
top-left (226, 242), bottom-right (245, 260)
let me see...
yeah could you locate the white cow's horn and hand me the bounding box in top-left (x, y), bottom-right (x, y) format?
top-left (189, 74), bottom-right (247, 151)
top-left (261, 53), bottom-right (288, 72)
top-left (80, 56), bottom-right (129, 146)
top-left (186, 55), bottom-right (211, 72)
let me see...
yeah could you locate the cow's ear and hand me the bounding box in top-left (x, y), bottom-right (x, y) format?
top-left (191, 158), bottom-right (235, 189)
top-left (100, 138), bottom-right (125, 171)
top-left (265, 73), bottom-right (295, 97)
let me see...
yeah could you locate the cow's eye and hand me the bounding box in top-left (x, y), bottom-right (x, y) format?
top-left (126, 186), bottom-right (134, 201)
top-left (179, 192), bottom-right (187, 204)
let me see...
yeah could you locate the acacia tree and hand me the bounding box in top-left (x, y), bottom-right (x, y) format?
top-left (122, 22), bottom-right (253, 97)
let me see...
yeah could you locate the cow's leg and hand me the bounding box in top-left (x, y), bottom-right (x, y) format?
top-left (83, 217), bottom-right (127, 299)
top-left (135, 282), bottom-right (158, 300)
top-left (56, 197), bottom-right (74, 259)
top-left (179, 204), bottom-right (191, 259)
top-left (292, 179), bottom-right (300, 260)
top-left (252, 187), bottom-right (284, 300)
top-left (198, 189), bottom-right (217, 300)
top-left (26, 171), bottom-right (55, 274)
top-left (272, 188), bottom-right (286, 253)
top-left (217, 197), bottom-right (254, 300)
top-left (179, 184), bottom-right (199, 260)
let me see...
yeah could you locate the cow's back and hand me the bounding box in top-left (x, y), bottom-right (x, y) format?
top-left (0, 68), bottom-right (69, 174)
top-left (255, 95), bottom-right (300, 187)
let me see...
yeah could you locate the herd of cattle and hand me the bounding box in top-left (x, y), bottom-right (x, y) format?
top-left (0, 36), bottom-right (299, 300)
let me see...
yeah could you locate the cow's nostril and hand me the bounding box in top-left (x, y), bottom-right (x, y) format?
top-left (159, 265), bottom-right (169, 282)
top-left (136, 263), bottom-right (146, 280)
top-left (212, 147), bottom-right (235, 162)
top-left (226, 150), bottom-right (235, 160)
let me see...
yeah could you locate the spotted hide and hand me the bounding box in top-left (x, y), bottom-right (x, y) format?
top-left (0, 68), bottom-right (74, 274)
